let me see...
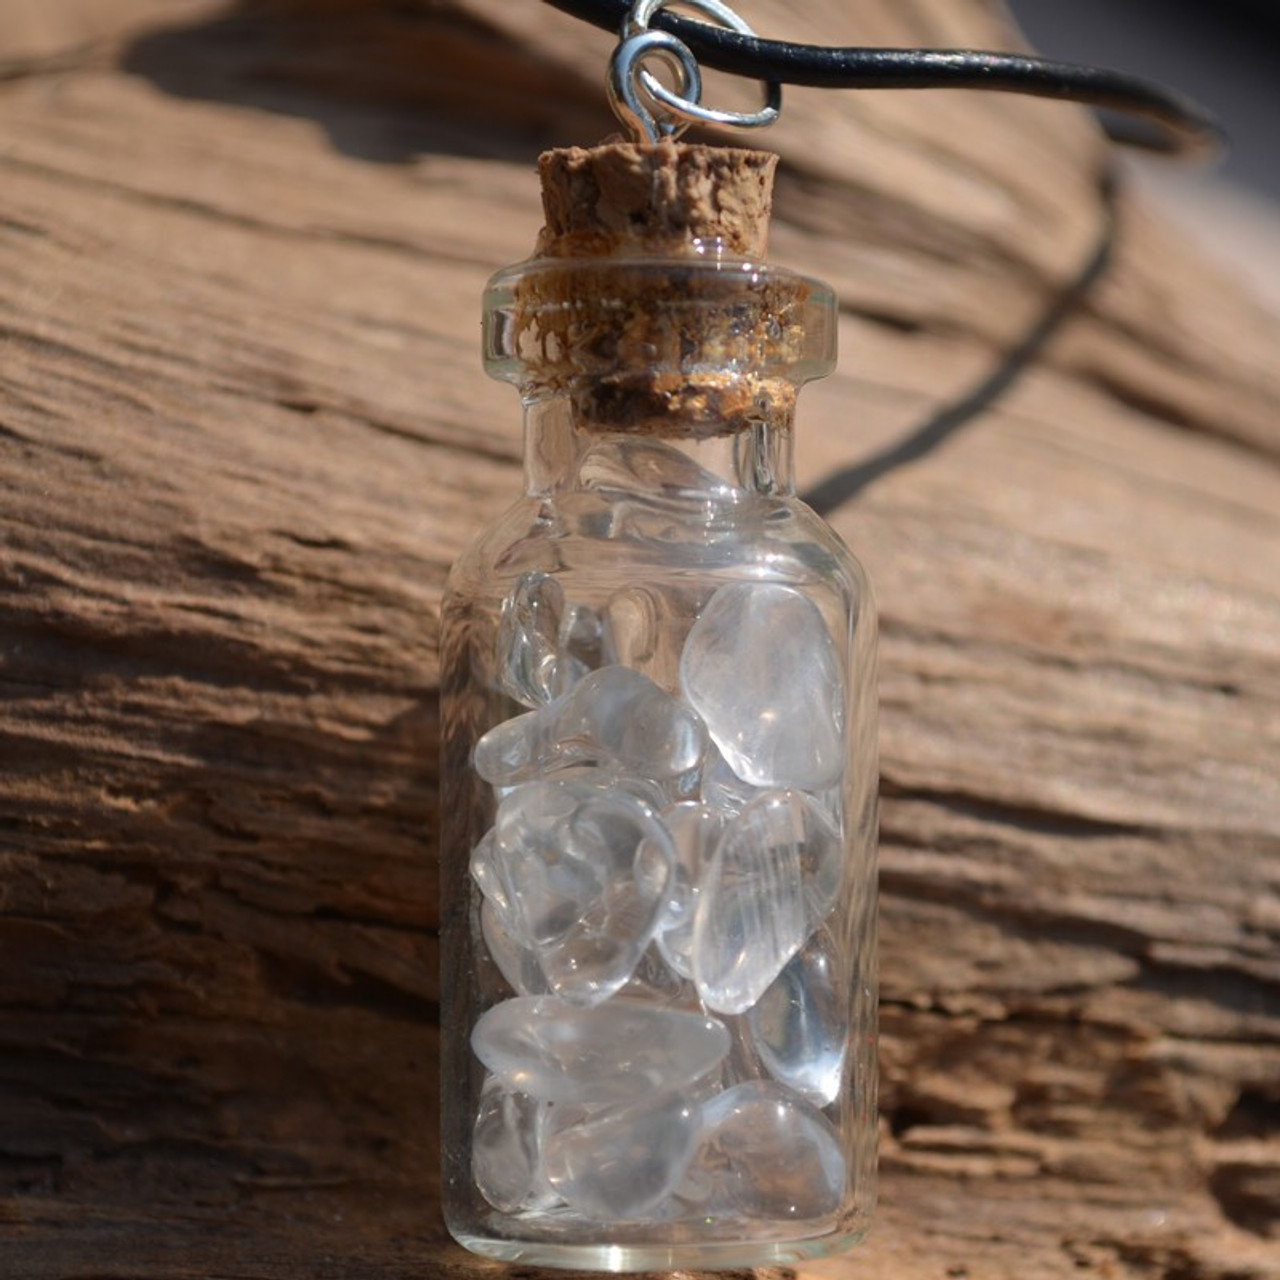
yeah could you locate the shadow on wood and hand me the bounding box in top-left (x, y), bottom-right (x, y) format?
top-left (121, 0), bottom-right (619, 162)
top-left (1, 1), bottom-right (1278, 1277)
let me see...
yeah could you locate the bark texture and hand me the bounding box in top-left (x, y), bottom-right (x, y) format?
top-left (1, 1), bottom-right (1278, 1277)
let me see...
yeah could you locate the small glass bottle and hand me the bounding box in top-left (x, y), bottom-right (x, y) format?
top-left (440, 143), bottom-right (877, 1272)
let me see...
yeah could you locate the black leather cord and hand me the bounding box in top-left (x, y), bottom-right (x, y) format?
top-left (543, 1), bottom-right (1219, 511)
top-left (800, 168), bottom-right (1119, 515)
top-left (545, 0), bottom-right (1225, 157)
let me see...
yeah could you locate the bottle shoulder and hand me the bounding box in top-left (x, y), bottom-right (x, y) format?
top-left (446, 490), bottom-right (871, 616)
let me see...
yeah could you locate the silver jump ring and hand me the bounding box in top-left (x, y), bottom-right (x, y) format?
top-left (609, 0), bottom-right (782, 143)
top-left (623, 0), bottom-right (749, 39)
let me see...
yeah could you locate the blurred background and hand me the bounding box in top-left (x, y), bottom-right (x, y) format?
top-left (1008, 0), bottom-right (1280, 306)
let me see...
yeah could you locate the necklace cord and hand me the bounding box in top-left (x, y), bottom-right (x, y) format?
top-left (545, 0), bottom-right (1225, 157)
top-left (541, 3), bottom-right (1207, 510)
top-left (799, 165), bottom-right (1119, 515)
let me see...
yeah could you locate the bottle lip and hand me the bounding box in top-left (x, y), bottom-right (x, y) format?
top-left (482, 256), bottom-right (838, 426)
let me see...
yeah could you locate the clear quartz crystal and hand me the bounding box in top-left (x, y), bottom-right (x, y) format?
top-left (601, 584), bottom-right (696, 693)
top-left (542, 1088), bottom-right (703, 1221)
top-left (440, 247), bottom-right (877, 1270)
top-left (481, 899), bottom-right (548, 997)
top-left (558, 601), bottom-right (606, 689)
top-left (496, 572), bottom-right (570, 706)
top-left (555, 665), bottom-right (707, 780)
top-left (687, 1081), bottom-right (846, 1221)
top-left (692, 790), bottom-right (843, 1014)
top-left (622, 943), bottom-right (695, 1005)
top-left (701, 745), bottom-right (770, 814)
top-left (579, 434), bottom-right (734, 498)
top-left (681, 582), bottom-right (846, 791)
top-left (472, 996), bottom-right (732, 1105)
top-left (472, 707), bottom-right (568, 786)
top-left (654, 802), bottom-right (726, 981)
top-left (473, 1073), bottom-right (553, 1214)
top-left (469, 829), bottom-right (507, 919)
top-left (483, 779), bottom-right (676, 1002)
top-left (473, 665), bottom-right (707, 787)
top-left (747, 929), bottom-right (848, 1106)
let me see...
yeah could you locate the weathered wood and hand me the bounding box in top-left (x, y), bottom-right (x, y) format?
top-left (1, 1), bottom-right (1278, 1277)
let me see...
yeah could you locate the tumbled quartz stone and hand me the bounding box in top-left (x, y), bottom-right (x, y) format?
top-left (483, 779), bottom-right (675, 1002)
top-left (680, 582), bottom-right (845, 791)
top-left (686, 1080), bottom-right (846, 1221)
top-left (693, 790), bottom-right (844, 1014)
top-left (621, 943), bottom-right (695, 1006)
top-left (556, 601), bottom-right (605, 692)
top-left (486, 761), bottom-right (668, 813)
top-left (473, 1073), bottom-right (556, 1214)
top-left (701, 745), bottom-right (770, 815)
top-left (718, 1010), bottom-right (767, 1093)
top-left (600, 584), bottom-right (696, 695)
top-left (553, 763), bottom-right (669, 813)
top-left (469, 829), bottom-right (508, 919)
top-left (652, 803), bottom-right (726, 981)
top-left (473, 665), bottom-right (707, 787)
top-left (472, 706), bottom-right (570, 786)
top-left (579, 436), bottom-right (734, 499)
top-left (555, 665), bottom-right (707, 781)
top-left (480, 899), bottom-right (548, 997)
top-left (474, 782), bottom-right (575, 947)
top-left (495, 572), bottom-right (568, 708)
top-left (542, 1088), bottom-right (703, 1220)
top-left (748, 929), bottom-right (848, 1106)
top-left (472, 996), bottom-right (731, 1105)
top-left (504, 762), bottom-right (669, 812)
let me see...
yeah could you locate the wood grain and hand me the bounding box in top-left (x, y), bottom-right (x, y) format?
top-left (1, 1), bottom-right (1277, 1276)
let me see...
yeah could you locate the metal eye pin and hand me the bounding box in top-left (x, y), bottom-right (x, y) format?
top-left (607, 0), bottom-right (782, 143)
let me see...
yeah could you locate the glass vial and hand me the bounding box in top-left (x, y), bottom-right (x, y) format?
top-left (440, 144), bottom-right (877, 1272)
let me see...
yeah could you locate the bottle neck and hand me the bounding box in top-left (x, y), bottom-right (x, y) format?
top-left (523, 394), bottom-right (796, 500)
top-left (485, 256), bottom-right (836, 502)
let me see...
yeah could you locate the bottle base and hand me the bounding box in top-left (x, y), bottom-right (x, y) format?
top-left (449, 1222), bottom-right (870, 1273)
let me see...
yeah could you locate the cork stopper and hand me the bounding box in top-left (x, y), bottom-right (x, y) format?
top-left (492, 141), bottom-right (828, 438)
top-left (536, 141), bottom-right (778, 260)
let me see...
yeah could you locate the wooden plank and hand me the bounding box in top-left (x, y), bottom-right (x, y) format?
top-left (1, 2), bottom-right (1277, 1276)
